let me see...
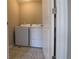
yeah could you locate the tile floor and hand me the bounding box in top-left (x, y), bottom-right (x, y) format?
top-left (9, 47), bottom-right (45, 59)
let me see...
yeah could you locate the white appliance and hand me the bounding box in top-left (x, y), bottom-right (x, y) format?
top-left (15, 24), bottom-right (43, 47)
top-left (15, 25), bottom-right (30, 46)
top-left (30, 24), bottom-right (43, 48)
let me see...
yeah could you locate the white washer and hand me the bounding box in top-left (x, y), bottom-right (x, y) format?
top-left (15, 26), bottom-right (29, 46)
top-left (30, 24), bottom-right (43, 48)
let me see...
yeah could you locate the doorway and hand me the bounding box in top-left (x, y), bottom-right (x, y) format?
top-left (8, 0), bottom-right (44, 59)
top-left (8, 0), bottom-right (55, 59)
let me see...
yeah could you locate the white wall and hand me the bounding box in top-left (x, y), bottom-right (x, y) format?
top-left (20, 1), bottom-right (42, 24)
top-left (56, 0), bottom-right (68, 59)
top-left (8, 0), bottom-right (20, 47)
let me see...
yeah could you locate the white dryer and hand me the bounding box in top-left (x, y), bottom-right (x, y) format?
top-left (30, 24), bottom-right (43, 48)
top-left (15, 25), bottom-right (30, 46)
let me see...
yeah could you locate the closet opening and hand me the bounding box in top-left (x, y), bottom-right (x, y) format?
top-left (8, 0), bottom-right (55, 59)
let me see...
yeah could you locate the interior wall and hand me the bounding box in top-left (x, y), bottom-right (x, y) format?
top-left (20, 1), bottom-right (42, 24)
top-left (8, 0), bottom-right (19, 46)
top-left (56, 0), bottom-right (68, 59)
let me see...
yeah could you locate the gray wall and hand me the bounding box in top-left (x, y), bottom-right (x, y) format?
top-left (67, 0), bottom-right (71, 59)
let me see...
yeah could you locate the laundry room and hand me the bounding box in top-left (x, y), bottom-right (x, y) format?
top-left (0, 0), bottom-right (70, 59)
top-left (8, 0), bottom-right (55, 59)
top-left (8, 0), bottom-right (44, 59)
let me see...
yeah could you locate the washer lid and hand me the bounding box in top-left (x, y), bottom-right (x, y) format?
top-left (32, 24), bottom-right (42, 27)
top-left (20, 24), bottom-right (31, 27)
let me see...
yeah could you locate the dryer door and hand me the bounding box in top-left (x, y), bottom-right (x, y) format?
top-left (15, 27), bottom-right (29, 46)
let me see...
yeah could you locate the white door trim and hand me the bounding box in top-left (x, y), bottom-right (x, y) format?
top-left (42, 0), bottom-right (54, 59)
